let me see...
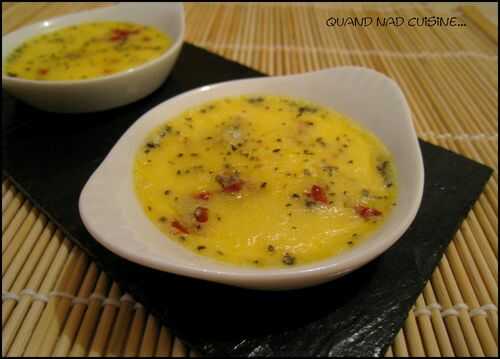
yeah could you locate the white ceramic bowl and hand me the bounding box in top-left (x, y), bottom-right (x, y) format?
top-left (79, 67), bottom-right (425, 290)
top-left (1, 2), bottom-right (184, 113)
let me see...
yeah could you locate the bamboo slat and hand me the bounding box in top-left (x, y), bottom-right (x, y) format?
top-left (88, 282), bottom-right (121, 356)
top-left (430, 267), bottom-right (471, 357)
top-left (138, 314), bottom-right (159, 357)
top-left (5, 234), bottom-right (71, 356)
top-left (171, 337), bottom-right (188, 358)
top-left (155, 326), bottom-right (173, 357)
top-left (37, 251), bottom-right (90, 356)
top-left (69, 272), bottom-right (111, 356)
top-left (462, 6), bottom-right (498, 43)
top-left (438, 254), bottom-right (496, 356)
top-left (2, 180), bottom-right (9, 196)
top-left (52, 262), bottom-right (100, 357)
top-left (393, 328), bottom-right (410, 357)
top-left (2, 207), bottom-right (38, 275)
top-left (2, 192), bottom-right (26, 237)
top-left (2, 220), bottom-right (53, 326)
top-left (403, 308), bottom-right (426, 356)
top-left (422, 283), bottom-right (456, 357)
top-left (104, 294), bottom-right (135, 357)
top-left (23, 246), bottom-right (86, 356)
top-left (2, 2), bottom-right (498, 358)
top-left (446, 239), bottom-right (498, 340)
top-left (122, 304), bottom-right (147, 357)
top-left (2, 184), bottom-right (16, 213)
top-left (414, 295), bottom-right (441, 357)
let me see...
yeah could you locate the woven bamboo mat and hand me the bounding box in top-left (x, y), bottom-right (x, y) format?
top-left (2, 2), bottom-right (498, 357)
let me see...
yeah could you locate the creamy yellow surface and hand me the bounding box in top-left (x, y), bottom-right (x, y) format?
top-left (134, 96), bottom-right (398, 267)
top-left (5, 21), bottom-right (171, 81)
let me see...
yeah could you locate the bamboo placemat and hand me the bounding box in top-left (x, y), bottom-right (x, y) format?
top-left (2, 2), bottom-right (498, 357)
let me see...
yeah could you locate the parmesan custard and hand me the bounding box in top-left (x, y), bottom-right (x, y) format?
top-left (134, 96), bottom-right (398, 267)
top-left (5, 21), bottom-right (171, 81)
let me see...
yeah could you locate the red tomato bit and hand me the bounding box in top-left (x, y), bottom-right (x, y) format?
top-left (355, 205), bottom-right (382, 219)
top-left (221, 181), bottom-right (243, 193)
top-left (38, 68), bottom-right (48, 75)
top-left (216, 173), bottom-right (244, 193)
top-left (110, 28), bottom-right (140, 41)
top-left (309, 185), bottom-right (328, 204)
top-left (193, 191), bottom-right (211, 201)
top-left (171, 220), bottom-right (189, 234)
top-left (194, 207), bottom-right (209, 223)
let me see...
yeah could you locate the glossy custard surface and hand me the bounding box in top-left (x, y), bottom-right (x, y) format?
top-left (134, 96), bottom-right (398, 267)
top-left (5, 21), bottom-right (171, 81)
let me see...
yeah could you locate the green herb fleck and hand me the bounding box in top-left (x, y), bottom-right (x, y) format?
top-left (247, 97), bottom-right (264, 104)
top-left (282, 253), bottom-right (296, 265)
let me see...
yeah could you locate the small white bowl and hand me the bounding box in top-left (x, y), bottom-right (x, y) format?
top-left (1, 2), bottom-right (184, 113)
top-left (79, 67), bottom-right (424, 290)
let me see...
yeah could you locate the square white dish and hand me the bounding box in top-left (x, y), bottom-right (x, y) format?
top-left (79, 66), bottom-right (424, 290)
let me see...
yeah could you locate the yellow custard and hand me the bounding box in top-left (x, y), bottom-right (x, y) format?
top-left (5, 21), bottom-right (171, 81)
top-left (134, 96), bottom-right (398, 267)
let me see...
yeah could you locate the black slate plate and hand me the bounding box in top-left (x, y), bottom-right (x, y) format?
top-left (2, 43), bottom-right (493, 357)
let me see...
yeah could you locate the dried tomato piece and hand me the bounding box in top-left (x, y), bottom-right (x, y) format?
top-left (171, 220), bottom-right (189, 234)
top-left (309, 185), bottom-right (328, 204)
top-left (221, 181), bottom-right (243, 193)
top-left (216, 173), bottom-right (244, 193)
top-left (193, 191), bottom-right (211, 201)
top-left (110, 28), bottom-right (139, 41)
top-left (194, 207), bottom-right (209, 223)
top-left (112, 29), bottom-right (139, 36)
top-left (355, 205), bottom-right (382, 219)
